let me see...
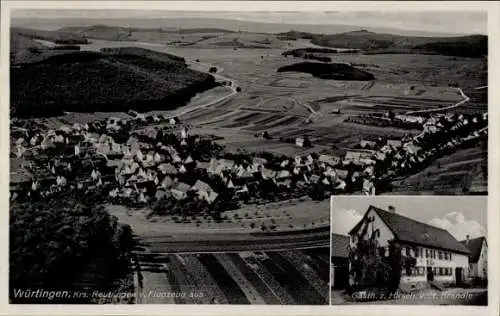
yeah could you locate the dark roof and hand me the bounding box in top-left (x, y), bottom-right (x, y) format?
top-left (460, 236), bottom-right (486, 263)
top-left (350, 205), bottom-right (471, 255)
top-left (331, 233), bottom-right (350, 259)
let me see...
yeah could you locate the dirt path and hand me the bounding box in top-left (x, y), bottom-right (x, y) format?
top-left (406, 87), bottom-right (470, 115)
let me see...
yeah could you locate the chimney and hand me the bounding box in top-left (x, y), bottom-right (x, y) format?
top-left (466, 235), bottom-right (470, 244)
top-left (387, 205), bottom-right (396, 213)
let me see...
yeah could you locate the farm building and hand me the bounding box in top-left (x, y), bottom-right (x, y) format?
top-left (460, 236), bottom-right (488, 282)
top-left (348, 205), bottom-right (471, 290)
top-left (331, 233), bottom-right (350, 289)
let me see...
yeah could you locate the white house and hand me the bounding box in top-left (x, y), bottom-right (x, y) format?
top-left (460, 236), bottom-right (488, 281)
top-left (348, 205), bottom-right (471, 289)
top-left (295, 137), bottom-right (305, 148)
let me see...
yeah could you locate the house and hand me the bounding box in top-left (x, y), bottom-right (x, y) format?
top-left (331, 234), bottom-right (350, 289)
top-left (74, 144), bottom-right (81, 156)
top-left (364, 166), bottom-right (375, 177)
top-left (305, 155), bottom-right (314, 166)
top-left (295, 137), bottom-right (304, 148)
top-left (318, 154), bottom-right (340, 167)
top-left (280, 159), bottom-right (290, 168)
top-left (375, 152), bottom-right (386, 161)
top-left (171, 182), bottom-right (191, 200)
top-left (192, 180), bottom-right (218, 203)
top-left (460, 236), bottom-right (487, 281)
top-left (154, 152), bottom-right (163, 164)
top-left (310, 174), bottom-right (320, 184)
top-left (261, 168), bottom-right (276, 180)
top-left (181, 127), bottom-right (188, 139)
top-left (335, 169), bottom-right (349, 180)
top-left (348, 205), bottom-right (471, 289)
top-left (387, 139), bottom-right (402, 149)
top-left (179, 165), bottom-right (187, 173)
top-left (335, 180), bottom-right (347, 191)
top-left (294, 155), bottom-right (302, 166)
top-left (362, 178), bottom-right (375, 195)
top-left (277, 179), bottom-right (292, 188)
top-left (360, 139), bottom-right (376, 149)
top-left (184, 156), bottom-right (194, 165)
top-left (252, 157), bottom-right (267, 166)
top-left (344, 150), bottom-right (374, 162)
top-left (404, 143), bottom-right (421, 155)
top-left (276, 170), bottom-right (291, 180)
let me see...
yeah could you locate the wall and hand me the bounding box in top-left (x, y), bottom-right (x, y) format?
top-left (349, 208), bottom-right (394, 249)
top-left (349, 208), bottom-right (469, 286)
top-left (477, 240), bottom-right (488, 280)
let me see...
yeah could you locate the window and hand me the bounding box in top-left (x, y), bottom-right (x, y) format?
top-left (438, 251), bottom-right (443, 260)
top-left (449, 253), bottom-right (452, 261)
top-left (406, 247), bottom-right (411, 256)
top-left (420, 248), bottom-right (424, 258)
top-left (415, 247), bottom-right (419, 258)
top-left (444, 252), bottom-right (448, 260)
top-left (439, 268), bottom-right (443, 276)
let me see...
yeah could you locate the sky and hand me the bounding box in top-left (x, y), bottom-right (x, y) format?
top-left (10, 10), bottom-right (487, 35)
top-left (331, 196), bottom-right (487, 241)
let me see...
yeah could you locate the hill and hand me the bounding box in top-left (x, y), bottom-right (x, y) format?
top-left (277, 62), bottom-right (375, 81)
top-left (57, 25), bottom-right (235, 41)
top-left (11, 47), bottom-right (218, 118)
top-left (10, 28), bottom-right (84, 65)
top-left (308, 30), bottom-right (487, 57)
top-left (11, 27), bottom-right (89, 44)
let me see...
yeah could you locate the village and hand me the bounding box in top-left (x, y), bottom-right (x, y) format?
top-left (10, 108), bottom-right (488, 220)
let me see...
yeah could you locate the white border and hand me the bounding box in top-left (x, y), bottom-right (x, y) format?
top-left (1, 1), bottom-right (499, 316)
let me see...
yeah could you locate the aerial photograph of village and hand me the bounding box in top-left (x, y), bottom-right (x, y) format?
top-left (330, 196), bottom-right (488, 306)
top-left (8, 7), bottom-right (487, 305)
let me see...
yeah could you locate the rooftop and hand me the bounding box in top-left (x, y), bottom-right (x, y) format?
top-left (350, 205), bottom-right (471, 255)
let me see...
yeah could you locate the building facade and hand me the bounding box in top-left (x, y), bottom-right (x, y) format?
top-left (460, 236), bottom-right (488, 281)
top-left (348, 205), bottom-right (471, 289)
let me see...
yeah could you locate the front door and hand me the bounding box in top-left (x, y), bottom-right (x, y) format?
top-left (427, 267), bottom-right (434, 281)
top-left (455, 267), bottom-right (463, 285)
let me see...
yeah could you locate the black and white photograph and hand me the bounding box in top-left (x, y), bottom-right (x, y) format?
top-left (330, 196), bottom-right (488, 305)
top-left (5, 1), bottom-right (492, 309)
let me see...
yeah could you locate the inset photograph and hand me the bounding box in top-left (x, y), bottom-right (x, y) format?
top-left (330, 196), bottom-right (487, 305)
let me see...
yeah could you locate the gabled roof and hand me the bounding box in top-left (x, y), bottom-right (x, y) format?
top-left (460, 236), bottom-right (486, 263)
top-left (331, 233), bottom-right (350, 259)
top-left (192, 180), bottom-right (212, 193)
top-left (350, 205), bottom-right (471, 255)
top-left (174, 182), bottom-right (192, 193)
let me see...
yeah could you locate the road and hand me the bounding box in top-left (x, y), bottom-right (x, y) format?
top-left (168, 61), bottom-right (238, 119)
top-left (405, 87), bottom-right (470, 115)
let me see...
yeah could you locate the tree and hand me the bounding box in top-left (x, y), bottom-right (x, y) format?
top-left (349, 235), bottom-right (402, 296)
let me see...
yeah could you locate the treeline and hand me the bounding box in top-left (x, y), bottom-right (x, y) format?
top-left (277, 29), bottom-right (487, 58)
top-left (277, 62), bottom-right (375, 81)
top-left (11, 49), bottom-right (218, 118)
top-left (414, 39), bottom-right (488, 58)
top-left (10, 194), bottom-right (134, 303)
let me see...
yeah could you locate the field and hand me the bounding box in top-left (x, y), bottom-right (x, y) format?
top-left (137, 249), bottom-right (329, 304)
top-left (388, 144), bottom-right (487, 195)
top-left (106, 198), bottom-right (330, 236)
